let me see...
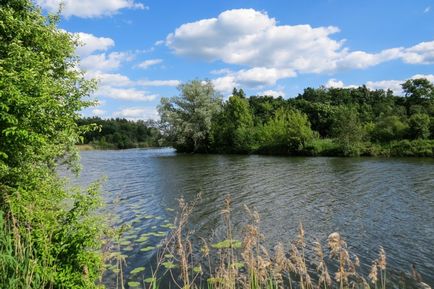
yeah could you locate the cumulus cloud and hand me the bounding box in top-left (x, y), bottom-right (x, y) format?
top-left (74, 32), bottom-right (115, 56)
top-left (114, 107), bottom-right (159, 120)
top-left (259, 89), bottom-right (285, 98)
top-left (91, 109), bottom-right (106, 117)
top-left (400, 41), bottom-right (434, 64)
top-left (324, 74), bottom-right (434, 95)
top-left (324, 79), bottom-right (358, 89)
top-left (212, 67), bottom-right (295, 93)
top-left (167, 9), bottom-right (434, 75)
top-left (137, 59), bottom-right (163, 69)
top-left (138, 80), bottom-right (181, 87)
top-left (80, 52), bottom-right (132, 72)
top-left (96, 86), bottom-right (157, 101)
top-left (37, 0), bottom-right (146, 18)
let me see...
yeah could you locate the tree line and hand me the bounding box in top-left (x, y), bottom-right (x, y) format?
top-left (78, 117), bottom-right (162, 149)
top-left (158, 79), bottom-right (434, 157)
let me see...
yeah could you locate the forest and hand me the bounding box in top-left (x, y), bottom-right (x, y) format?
top-left (158, 79), bottom-right (434, 157)
top-left (78, 117), bottom-right (162, 149)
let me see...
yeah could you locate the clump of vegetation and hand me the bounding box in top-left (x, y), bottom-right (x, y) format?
top-left (159, 80), bottom-right (434, 157)
top-left (77, 118), bottom-right (163, 150)
top-left (0, 1), bottom-right (105, 288)
top-left (132, 196), bottom-right (428, 289)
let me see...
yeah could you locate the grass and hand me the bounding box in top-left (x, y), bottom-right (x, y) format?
top-left (103, 196), bottom-right (429, 289)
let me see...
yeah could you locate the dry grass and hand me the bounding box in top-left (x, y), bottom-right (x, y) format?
top-left (139, 196), bottom-right (427, 289)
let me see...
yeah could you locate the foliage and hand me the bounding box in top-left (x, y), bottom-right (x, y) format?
top-left (158, 80), bottom-right (223, 153)
top-left (259, 108), bottom-right (315, 154)
top-left (211, 94), bottom-right (256, 153)
top-left (0, 1), bottom-right (104, 288)
top-left (159, 79), bottom-right (434, 157)
top-left (77, 117), bottom-right (162, 149)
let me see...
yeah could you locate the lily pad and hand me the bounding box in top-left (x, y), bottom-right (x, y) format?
top-left (211, 239), bottom-right (242, 249)
top-left (144, 277), bottom-right (157, 283)
top-left (193, 265), bottom-right (202, 273)
top-left (140, 246), bottom-right (155, 252)
top-left (161, 223), bottom-right (176, 229)
top-left (162, 261), bottom-right (177, 269)
top-left (127, 281), bottom-right (140, 288)
top-left (130, 267), bottom-right (145, 274)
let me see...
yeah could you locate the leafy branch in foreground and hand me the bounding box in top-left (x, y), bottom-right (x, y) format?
top-left (0, 0), bottom-right (105, 288)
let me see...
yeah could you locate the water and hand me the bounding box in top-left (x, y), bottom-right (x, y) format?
top-left (75, 148), bottom-right (434, 287)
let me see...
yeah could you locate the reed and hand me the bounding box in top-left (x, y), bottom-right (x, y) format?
top-left (132, 196), bottom-right (427, 289)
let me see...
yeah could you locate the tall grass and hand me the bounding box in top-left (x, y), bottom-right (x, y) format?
top-left (133, 195), bottom-right (429, 289)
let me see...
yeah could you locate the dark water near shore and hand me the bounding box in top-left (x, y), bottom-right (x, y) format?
top-left (75, 148), bottom-right (434, 287)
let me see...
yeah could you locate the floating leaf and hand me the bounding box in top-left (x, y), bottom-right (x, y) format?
top-left (193, 265), bottom-right (202, 273)
top-left (120, 240), bottom-right (132, 246)
top-left (127, 281), bottom-right (140, 288)
top-left (231, 262), bottom-right (244, 269)
top-left (136, 236), bottom-right (149, 243)
top-left (140, 246), bottom-right (155, 252)
top-left (211, 239), bottom-right (242, 249)
top-left (165, 208), bottom-right (175, 212)
top-left (123, 246), bottom-right (134, 252)
top-left (164, 254), bottom-right (174, 259)
top-left (162, 261), bottom-right (177, 269)
top-left (130, 267), bottom-right (145, 274)
top-left (161, 223), bottom-right (176, 229)
top-left (144, 277), bottom-right (157, 283)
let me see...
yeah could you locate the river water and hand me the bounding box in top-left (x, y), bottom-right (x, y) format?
top-left (76, 148), bottom-right (434, 287)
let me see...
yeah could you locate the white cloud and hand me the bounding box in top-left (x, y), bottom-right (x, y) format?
top-left (138, 80), bottom-right (181, 87)
top-left (166, 9), bottom-right (434, 74)
top-left (137, 59), bottom-right (163, 69)
top-left (400, 41), bottom-right (434, 64)
top-left (324, 74), bottom-right (434, 95)
top-left (86, 71), bottom-right (134, 87)
top-left (74, 32), bottom-right (114, 56)
top-left (80, 52), bottom-right (132, 72)
top-left (212, 67), bottom-right (295, 93)
top-left (92, 109), bottom-right (106, 117)
top-left (97, 86), bottom-right (157, 101)
top-left (37, 0), bottom-right (146, 18)
top-left (114, 107), bottom-right (159, 120)
top-left (324, 78), bottom-right (358, 89)
top-left (259, 89), bottom-right (285, 98)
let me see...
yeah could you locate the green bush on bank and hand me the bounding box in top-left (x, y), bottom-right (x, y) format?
top-left (0, 1), bottom-right (105, 288)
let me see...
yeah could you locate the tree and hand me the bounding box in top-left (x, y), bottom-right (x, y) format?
top-left (402, 78), bottom-right (434, 114)
top-left (408, 113), bottom-right (430, 139)
top-left (331, 106), bottom-right (364, 155)
top-left (212, 94), bottom-right (255, 153)
top-left (0, 1), bottom-right (103, 288)
top-left (259, 108), bottom-right (315, 154)
top-left (158, 80), bottom-right (222, 152)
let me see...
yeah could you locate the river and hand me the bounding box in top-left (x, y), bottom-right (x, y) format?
top-left (75, 148), bottom-right (434, 287)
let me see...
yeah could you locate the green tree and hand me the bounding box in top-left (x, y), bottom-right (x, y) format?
top-left (331, 106), bottom-right (364, 155)
top-left (402, 78), bottom-right (434, 114)
top-left (158, 80), bottom-right (222, 152)
top-left (0, 1), bottom-right (104, 288)
top-left (259, 108), bottom-right (315, 154)
top-left (212, 94), bottom-right (255, 153)
top-left (370, 115), bottom-right (408, 143)
top-left (408, 113), bottom-right (430, 139)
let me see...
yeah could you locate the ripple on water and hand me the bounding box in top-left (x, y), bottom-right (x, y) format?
top-left (72, 149), bottom-right (434, 286)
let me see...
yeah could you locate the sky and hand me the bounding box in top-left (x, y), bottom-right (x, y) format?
top-left (35, 0), bottom-right (434, 120)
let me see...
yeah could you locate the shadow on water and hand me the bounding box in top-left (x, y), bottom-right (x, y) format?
top-left (74, 148), bottom-right (434, 287)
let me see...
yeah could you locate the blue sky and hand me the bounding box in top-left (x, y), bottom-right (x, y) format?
top-left (36, 0), bottom-right (434, 120)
